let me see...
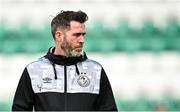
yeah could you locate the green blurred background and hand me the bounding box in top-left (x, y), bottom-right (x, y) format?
top-left (1, 0), bottom-right (180, 111)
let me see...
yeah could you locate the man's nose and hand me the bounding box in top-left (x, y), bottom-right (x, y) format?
top-left (79, 35), bottom-right (84, 43)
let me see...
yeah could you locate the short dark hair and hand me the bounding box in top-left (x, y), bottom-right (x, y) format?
top-left (51, 10), bottom-right (88, 39)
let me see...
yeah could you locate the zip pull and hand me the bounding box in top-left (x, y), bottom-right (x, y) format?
top-left (75, 64), bottom-right (80, 75)
top-left (50, 61), bottom-right (57, 80)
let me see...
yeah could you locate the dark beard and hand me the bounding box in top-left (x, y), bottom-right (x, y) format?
top-left (61, 36), bottom-right (82, 57)
top-left (61, 36), bottom-right (72, 57)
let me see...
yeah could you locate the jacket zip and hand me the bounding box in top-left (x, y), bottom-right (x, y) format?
top-left (64, 65), bottom-right (67, 111)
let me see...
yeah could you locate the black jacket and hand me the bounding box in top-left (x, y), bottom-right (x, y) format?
top-left (12, 48), bottom-right (117, 111)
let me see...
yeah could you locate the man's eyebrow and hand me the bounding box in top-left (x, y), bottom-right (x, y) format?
top-left (73, 32), bottom-right (86, 36)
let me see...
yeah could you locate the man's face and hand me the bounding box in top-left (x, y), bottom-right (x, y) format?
top-left (61, 21), bottom-right (86, 57)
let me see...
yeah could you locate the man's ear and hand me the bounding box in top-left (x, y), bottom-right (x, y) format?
top-left (55, 31), bottom-right (63, 42)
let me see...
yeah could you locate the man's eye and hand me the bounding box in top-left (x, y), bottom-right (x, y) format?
top-left (82, 33), bottom-right (86, 36)
top-left (75, 33), bottom-right (81, 36)
top-left (74, 33), bottom-right (86, 37)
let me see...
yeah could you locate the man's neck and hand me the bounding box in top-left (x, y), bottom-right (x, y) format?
top-left (54, 47), bottom-right (68, 57)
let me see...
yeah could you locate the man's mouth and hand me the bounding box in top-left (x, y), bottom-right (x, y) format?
top-left (74, 47), bottom-right (83, 52)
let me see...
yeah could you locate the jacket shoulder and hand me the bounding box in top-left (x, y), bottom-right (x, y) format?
top-left (26, 57), bottom-right (50, 69)
top-left (84, 59), bottom-right (102, 69)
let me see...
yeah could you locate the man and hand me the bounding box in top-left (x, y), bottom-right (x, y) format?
top-left (12, 10), bottom-right (117, 111)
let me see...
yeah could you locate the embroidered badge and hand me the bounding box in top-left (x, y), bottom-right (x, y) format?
top-left (77, 75), bottom-right (90, 87)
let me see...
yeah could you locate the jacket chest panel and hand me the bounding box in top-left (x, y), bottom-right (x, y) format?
top-left (28, 64), bottom-right (64, 93)
top-left (28, 61), bottom-right (101, 94)
top-left (66, 65), bottom-right (101, 94)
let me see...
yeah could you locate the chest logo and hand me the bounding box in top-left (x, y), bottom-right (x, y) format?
top-left (43, 77), bottom-right (52, 83)
top-left (77, 75), bottom-right (90, 87)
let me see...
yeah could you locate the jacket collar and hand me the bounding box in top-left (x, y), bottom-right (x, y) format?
top-left (44, 47), bottom-right (88, 65)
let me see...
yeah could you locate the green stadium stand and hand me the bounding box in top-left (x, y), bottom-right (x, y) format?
top-left (141, 36), bottom-right (166, 52)
top-left (139, 20), bottom-right (169, 52)
top-left (0, 20), bottom-right (180, 54)
top-left (0, 101), bottom-right (12, 111)
top-left (140, 20), bottom-right (159, 38)
top-left (115, 20), bottom-right (132, 38)
top-left (161, 97), bottom-right (180, 111)
top-left (84, 31), bottom-right (99, 52)
top-left (1, 39), bottom-right (21, 54)
top-left (114, 21), bottom-right (143, 53)
top-left (97, 37), bottom-right (117, 52)
top-left (116, 37), bottom-right (142, 53)
top-left (85, 22), bottom-right (117, 52)
top-left (165, 19), bottom-right (180, 37)
top-left (134, 97), bottom-right (157, 111)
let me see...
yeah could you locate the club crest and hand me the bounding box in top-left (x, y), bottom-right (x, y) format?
top-left (77, 75), bottom-right (90, 87)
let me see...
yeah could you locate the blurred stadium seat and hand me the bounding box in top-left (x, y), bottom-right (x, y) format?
top-left (1, 0), bottom-right (180, 111)
top-left (1, 20), bottom-right (179, 53)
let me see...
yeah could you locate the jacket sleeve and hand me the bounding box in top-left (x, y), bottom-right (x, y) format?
top-left (12, 67), bottom-right (34, 111)
top-left (95, 68), bottom-right (118, 111)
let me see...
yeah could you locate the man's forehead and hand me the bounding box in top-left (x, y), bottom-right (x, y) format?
top-left (70, 21), bottom-right (85, 29)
